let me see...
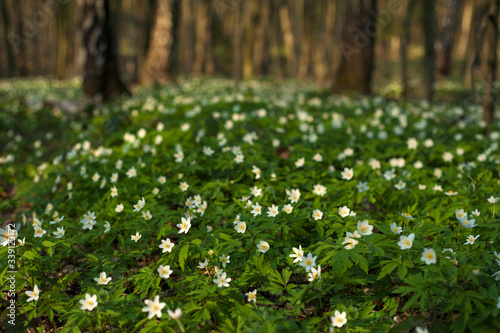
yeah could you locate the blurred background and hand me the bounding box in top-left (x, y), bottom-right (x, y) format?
top-left (0, 0), bottom-right (498, 108)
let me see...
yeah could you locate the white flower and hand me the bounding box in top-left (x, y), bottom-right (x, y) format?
top-left (339, 206), bottom-right (350, 217)
top-left (356, 220), bottom-right (372, 236)
top-left (455, 209), bottom-right (467, 221)
top-left (267, 205), bottom-right (279, 217)
top-left (312, 209), bottom-right (323, 221)
top-left (142, 210), bottom-right (152, 220)
top-left (110, 186), bottom-right (118, 198)
top-left (471, 209), bottom-right (480, 216)
top-left (133, 197), bottom-right (146, 212)
top-left (251, 202), bottom-right (262, 216)
top-left (235, 221), bottom-right (247, 233)
top-left (246, 290), bottom-right (257, 303)
top-left (26, 285), bottom-right (40, 302)
top-left (390, 222), bottom-right (403, 234)
top-left (464, 234), bottom-right (479, 245)
top-left (343, 237), bottom-right (358, 250)
top-left (115, 203), bottom-right (124, 213)
top-left (252, 165), bottom-right (261, 179)
top-left (398, 233), bottom-right (415, 250)
top-left (34, 227), bottom-right (47, 238)
top-left (142, 295), bottom-right (166, 319)
top-left (167, 308), bottom-right (182, 320)
top-left (488, 196), bottom-right (499, 204)
top-left (219, 254), bottom-right (230, 268)
top-left (250, 186), bottom-right (262, 197)
top-left (159, 238), bottom-right (175, 253)
top-left (198, 259), bottom-right (209, 269)
top-left (126, 167), bottom-right (137, 178)
top-left (286, 188), bottom-right (301, 203)
top-left (214, 272), bottom-right (231, 287)
top-left (295, 157), bottom-right (305, 168)
top-left (313, 184), bottom-right (327, 196)
top-left (299, 253), bottom-right (317, 272)
top-left (407, 138), bottom-right (418, 149)
top-left (104, 221), bottom-right (111, 233)
top-left (53, 227), bottom-right (65, 238)
top-left (50, 216), bottom-right (65, 224)
top-left (460, 217), bottom-right (476, 229)
top-left (415, 326), bottom-right (429, 333)
top-left (331, 310), bottom-right (347, 328)
top-left (394, 181), bottom-right (406, 190)
top-left (257, 241), bottom-right (270, 253)
top-left (282, 204), bottom-right (293, 214)
top-left (289, 245), bottom-right (304, 263)
top-left (341, 167), bottom-right (354, 181)
top-left (179, 181), bottom-right (189, 191)
top-left (421, 248), bottom-right (437, 265)
top-left (94, 272), bottom-right (112, 285)
top-left (80, 294), bottom-right (98, 311)
top-left (356, 181), bottom-right (369, 193)
top-left (131, 232), bottom-right (142, 242)
top-left (308, 265), bottom-right (321, 282)
top-left (177, 217), bottom-right (191, 234)
top-left (158, 265), bottom-right (173, 279)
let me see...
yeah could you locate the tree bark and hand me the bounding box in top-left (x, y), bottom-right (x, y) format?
top-left (478, 0), bottom-right (499, 132)
top-left (465, 0), bottom-right (490, 87)
top-left (179, 0), bottom-right (193, 75)
top-left (435, 0), bottom-right (463, 76)
top-left (422, 0), bottom-right (435, 102)
top-left (332, 0), bottom-right (377, 95)
top-left (56, 3), bottom-right (68, 79)
top-left (1, 0), bottom-right (16, 77)
top-left (82, 0), bottom-right (130, 99)
top-left (400, 0), bottom-right (414, 98)
top-left (232, 2), bottom-right (242, 80)
top-left (253, 0), bottom-right (270, 76)
top-left (139, 0), bottom-right (173, 85)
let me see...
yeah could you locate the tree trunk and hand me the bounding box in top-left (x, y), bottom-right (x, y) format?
top-left (82, 0), bottom-right (130, 99)
top-left (253, 0), bottom-right (270, 76)
top-left (422, 0), bottom-right (435, 102)
top-left (332, 0), bottom-right (377, 95)
top-left (139, 0), bottom-right (173, 85)
top-left (56, 3), bottom-right (68, 79)
top-left (400, 0), bottom-right (414, 98)
top-left (232, 2), bottom-right (242, 80)
top-left (1, 0), bottom-right (16, 77)
top-left (279, 1), bottom-right (296, 76)
top-left (312, 0), bottom-right (328, 85)
top-left (435, 0), bottom-right (463, 76)
top-left (269, 0), bottom-right (284, 78)
top-left (465, 0), bottom-right (490, 87)
top-left (479, 0), bottom-right (499, 132)
top-left (298, 0), bottom-right (312, 79)
top-left (179, 0), bottom-right (194, 75)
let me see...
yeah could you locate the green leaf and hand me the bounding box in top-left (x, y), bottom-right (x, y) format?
top-left (179, 244), bottom-right (189, 271)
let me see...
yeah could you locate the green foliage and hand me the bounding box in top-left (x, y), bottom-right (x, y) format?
top-left (1, 78), bottom-right (500, 332)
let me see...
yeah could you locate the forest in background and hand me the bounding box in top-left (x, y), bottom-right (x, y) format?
top-left (0, 0), bottom-right (498, 109)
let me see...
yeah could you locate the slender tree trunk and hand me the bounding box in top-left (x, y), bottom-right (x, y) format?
top-left (279, 1), bottom-right (296, 76)
top-left (422, 0), bottom-right (435, 102)
top-left (1, 0), bottom-right (16, 77)
top-left (332, 0), bottom-right (377, 95)
top-left (269, 0), bottom-right (284, 78)
top-left (232, 2), bottom-right (242, 80)
top-left (312, 0), bottom-right (328, 85)
top-left (82, 0), bottom-right (130, 99)
top-left (56, 4), bottom-right (68, 79)
top-left (400, 0), bottom-right (414, 98)
top-left (179, 0), bottom-right (193, 75)
top-left (298, 0), bottom-right (311, 79)
top-left (435, 0), bottom-right (463, 76)
top-left (140, 0), bottom-right (173, 85)
top-left (465, 0), bottom-right (490, 87)
top-left (253, 0), bottom-right (269, 76)
top-left (479, 0), bottom-right (500, 132)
